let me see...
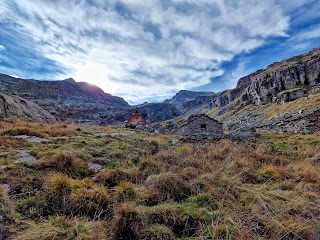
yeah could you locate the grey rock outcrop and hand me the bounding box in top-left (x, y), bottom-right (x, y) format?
top-left (241, 48), bottom-right (320, 105)
top-left (257, 108), bottom-right (320, 133)
top-left (180, 93), bottom-right (218, 115)
top-left (0, 93), bottom-right (57, 123)
top-left (227, 123), bottom-right (257, 141)
top-left (275, 88), bottom-right (305, 104)
top-left (135, 124), bottom-right (154, 133)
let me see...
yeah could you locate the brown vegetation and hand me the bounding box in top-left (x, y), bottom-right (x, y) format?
top-left (0, 119), bottom-right (319, 239)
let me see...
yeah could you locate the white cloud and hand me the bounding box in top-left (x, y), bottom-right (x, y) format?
top-left (0, 45), bottom-right (5, 51)
top-left (293, 26), bottom-right (320, 41)
top-left (0, 0), bottom-right (292, 103)
top-left (9, 74), bottom-right (20, 78)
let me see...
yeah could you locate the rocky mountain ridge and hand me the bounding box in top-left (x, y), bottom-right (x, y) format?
top-left (213, 48), bottom-right (320, 108)
top-left (0, 74), bottom-right (130, 124)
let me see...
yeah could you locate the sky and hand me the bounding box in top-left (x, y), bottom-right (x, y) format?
top-left (0, 0), bottom-right (319, 104)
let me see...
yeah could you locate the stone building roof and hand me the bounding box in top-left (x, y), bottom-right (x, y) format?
top-left (184, 113), bottom-right (221, 125)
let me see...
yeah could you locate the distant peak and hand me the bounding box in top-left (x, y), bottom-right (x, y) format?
top-left (63, 78), bottom-right (76, 83)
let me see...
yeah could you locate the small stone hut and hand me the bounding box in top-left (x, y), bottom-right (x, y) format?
top-left (174, 114), bottom-right (223, 142)
top-left (125, 107), bottom-right (147, 128)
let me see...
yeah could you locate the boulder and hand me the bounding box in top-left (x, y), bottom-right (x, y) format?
top-left (0, 93), bottom-right (57, 123)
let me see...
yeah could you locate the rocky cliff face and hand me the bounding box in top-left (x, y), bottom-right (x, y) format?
top-left (164, 90), bottom-right (213, 107)
top-left (212, 48), bottom-right (320, 109)
top-left (179, 93), bottom-right (218, 115)
top-left (0, 93), bottom-right (56, 123)
top-left (138, 103), bottom-right (180, 123)
top-left (0, 74), bottom-right (130, 124)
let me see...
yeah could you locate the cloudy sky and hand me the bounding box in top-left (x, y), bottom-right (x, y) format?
top-left (0, 0), bottom-right (319, 104)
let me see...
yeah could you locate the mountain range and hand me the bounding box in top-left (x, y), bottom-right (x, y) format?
top-left (0, 48), bottom-right (319, 131)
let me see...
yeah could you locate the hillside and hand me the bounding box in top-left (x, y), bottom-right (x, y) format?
top-left (0, 74), bottom-right (130, 124)
top-left (0, 93), bottom-right (56, 123)
top-left (0, 120), bottom-right (319, 239)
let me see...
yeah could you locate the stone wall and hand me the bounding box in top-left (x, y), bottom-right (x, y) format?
top-left (175, 114), bottom-right (223, 142)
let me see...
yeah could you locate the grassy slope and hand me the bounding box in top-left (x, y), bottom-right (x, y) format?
top-left (0, 119), bottom-right (319, 240)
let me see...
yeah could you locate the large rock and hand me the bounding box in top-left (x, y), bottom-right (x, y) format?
top-left (157, 120), bottom-right (180, 134)
top-left (0, 93), bottom-right (57, 123)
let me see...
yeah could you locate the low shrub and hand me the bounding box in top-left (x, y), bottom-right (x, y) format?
top-left (17, 196), bottom-right (46, 219)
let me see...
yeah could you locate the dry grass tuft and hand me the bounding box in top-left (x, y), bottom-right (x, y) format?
top-left (145, 172), bottom-right (191, 201)
top-left (0, 186), bottom-right (18, 238)
top-left (138, 158), bottom-right (162, 178)
top-left (94, 168), bottom-right (142, 187)
top-left (44, 174), bottom-right (111, 219)
top-left (114, 182), bottom-right (137, 202)
top-left (13, 216), bottom-right (99, 240)
top-left (41, 151), bottom-right (88, 176)
top-left (111, 203), bottom-right (142, 240)
top-left (140, 224), bottom-right (174, 240)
